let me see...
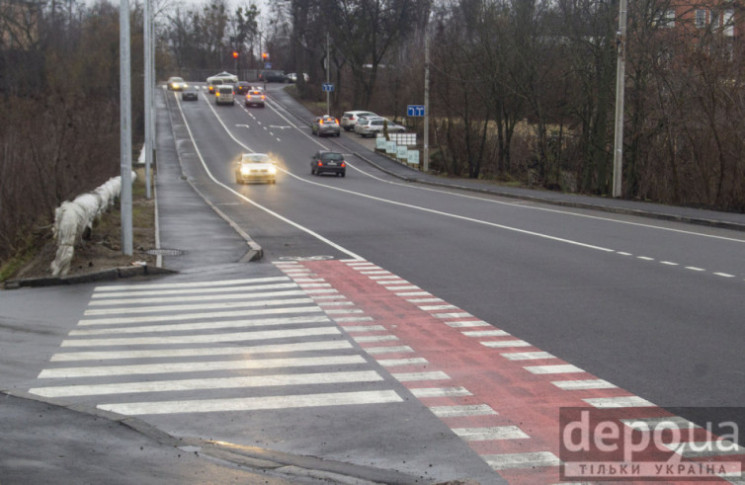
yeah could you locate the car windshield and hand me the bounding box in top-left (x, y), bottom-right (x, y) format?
top-left (241, 154), bottom-right (270, 164)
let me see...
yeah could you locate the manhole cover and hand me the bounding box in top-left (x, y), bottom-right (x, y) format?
top-left (146, 248), bottom-right (186, 256)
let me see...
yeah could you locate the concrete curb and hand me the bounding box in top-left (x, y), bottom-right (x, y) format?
top-left (2, 264), bottom-right (176, 290)
top-left (1, 389), bottom-right (428, 485)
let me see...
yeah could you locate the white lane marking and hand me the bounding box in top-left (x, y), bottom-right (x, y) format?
top-left (324, 309), bottom-right (364, 315)
top-left (685, 266), bottom-right (706, 271)
top-left (500, 351), bottom-right (556, 361)
top-left (462, 330), bottom-right (509, 337)
top-left (94, 277), bottom-right (291, 292)
top-left (176, 95), bottom-right (364, 260)
top-left (660, 261), bottom-right (679, 266)
top-left (340, 325), bottom-right (386, 333)
top-left (434, 312), bottom-right (472, 319)
top-left (78, 306), bottom-right (324, 326)
top-left (361, 271), bottom-right (391, 275)
top-left (637, 256), bottom-right (655, 261)
top-left (316, 301), bottom-right (354, 307)
top-left (92, 282), bottom-right (299, 299)
top-left (332, 316), bottom-right (374, 323)
top-left (51, 341), bottom-right (353, 362)
top-left (98, 390), bottom-right (404, 416)
top-left (392, 371), bottom-right (450, 382)
top-left (409, 387), bottom-right (472, 398)
top-left (430, 405), bottom-right (497, 417)
top-left (382, 285), bottom-right (419, 291)
top-left (395, 291), bottom-right (431, 297)
top-left (617, 251), bottom-right (633, 256)
top-left (83, 297), bottom-right (315, 316)
top-left (352, 335), bottom-right (399, 343)
top-left (377, 358), bottom-right (428, 367)
top-left (714, 272), bottom-right (736, 278)
top-left (30, 370), bottom-right (384, 398)
top-left (446, 321), bottom-right (491, 328)
top-left (524, 364), bottom-right (584, 374)
top-left (481, 340), bottom-right (531, 348)
top-left (88, 289), bottom-right (309, 306)
top-left (69, 315), bottom-right (331, 336)
top-left (61, 327), bottom-right (341, 347)
top-left (407, 298), bottom-right (445, 303)
top-left (369, 275), bottom-right (401, 280)
top-left (620, 416), bottom-right (700, 430)
top-left (364, 345), bottom-right (414, 355)
top-left (484, 451), bottom-right (561, 470)
top-left (453, 426), bottom-right (529, 441)
top-left (583, 396), bottom-right (656, 408)
top-left (38, 355), bottom-right (367, 379)
top-left (418, 305), bottom-right (459, 311)
top-left (551, 379), bottom-right (617, 390)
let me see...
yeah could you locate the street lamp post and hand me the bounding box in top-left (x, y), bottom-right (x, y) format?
top-left (612, 0), bottom-right (628, 198)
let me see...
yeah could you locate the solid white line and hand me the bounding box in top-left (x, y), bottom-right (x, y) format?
top-left (83, 298), bottom-right (315, 316)
top-left (551, 379), bottom-right (617, 390)
top-left (88, 289), bottom-right (309, 306)
top-left (501, 351), bottom-right (555, 361)
top-left (97, 390), bottom-right (403, 415)
top-left (78, 306), bottom-right (324, 326)
top-left (429, 405), bottom-right (497, 417)
top-left (409, 387), bottom-right (472, 398)
top-left (364, 345), bottom-right (414, 355)
top-left (30, 370), bottom-right (384, 398)
top-left (94, 277), bottom-right (290, 292)
top-left (377, 358), bottom-right (428, 367)
top-left (481, 340), bottom-right (531, 348)
top-left (69, 315), bottom-right (331, 336)
top-left (452, 426), bottom-right (529, 441)
top-left (91, 282), bottom-right (299, 299)
top-left (584, 396), bottom-right (655, 408)
top-left (484, 451), bottom-right (560, 470)
top-left (38, 355), bottom-right (367, 378)
top-left (176, 94), bottom-right (364, 260)
top-left (61, 327), bottom-right (340, 347)
top-left (524, 364), bottom-right (584, 374)
top-left (50, 341), bottom-right (353, 362)
top-left (391, 371), bottom-right (449, 382)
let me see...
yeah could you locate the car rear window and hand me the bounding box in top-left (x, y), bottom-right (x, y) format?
top-left (321, 153), bottom-right (343, 161)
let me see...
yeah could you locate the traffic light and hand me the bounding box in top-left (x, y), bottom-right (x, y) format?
top-left (262, 52), bottom-right (269, 60)
top-left (233, 51), bottom-right (239, 59)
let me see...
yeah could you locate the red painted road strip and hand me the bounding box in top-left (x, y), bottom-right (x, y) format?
top-left (275, 260), bottom-right (742, 484)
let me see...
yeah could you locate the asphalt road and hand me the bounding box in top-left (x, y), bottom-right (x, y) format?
top-left (3, 81), bottom-right (745, 484)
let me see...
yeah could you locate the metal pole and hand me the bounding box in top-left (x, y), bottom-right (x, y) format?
top-left (612, 0), bottom-right (627, 198)
top-left (326, 31), bottom-right (330, 115)
top-left (143, 0), bottom-right (151, 200)
top-left (120, 0), bottom-right (133, 255)
top-left (423, 25), bottom-right (430, 173)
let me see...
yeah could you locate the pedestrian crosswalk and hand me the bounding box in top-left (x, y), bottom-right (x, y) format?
top-left (28, 274), bottom-right (404, 416)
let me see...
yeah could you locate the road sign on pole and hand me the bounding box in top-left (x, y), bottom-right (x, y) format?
top-left (322, 83), bottom-right (335, 92)
top-left (407, 105), bottom-right (425, 117)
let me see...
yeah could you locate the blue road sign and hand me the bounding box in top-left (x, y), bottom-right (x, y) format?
top-left (322, 83), bottom-right (335, 92)
top-left (264, 62), bottom-right (272, 69)
top-left (407, 105), bottom-right (425, 117)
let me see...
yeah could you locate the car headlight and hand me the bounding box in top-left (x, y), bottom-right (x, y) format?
top-left (268, 166), bottom-right (277, 175)
top-left (240, 166), bottom-right (251, 175)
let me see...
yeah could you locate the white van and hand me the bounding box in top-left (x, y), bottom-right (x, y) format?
top-left (215, 85), bottom-right (235, 105)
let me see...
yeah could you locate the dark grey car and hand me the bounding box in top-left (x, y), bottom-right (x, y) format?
top-left (311, 151), bottom-right (346, 177)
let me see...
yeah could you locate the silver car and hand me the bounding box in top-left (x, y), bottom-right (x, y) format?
top-left (341, 110), bottom-right (377, 131)
top-left (311, 115), bottom-right (341, 137)
top-left (354, 117), bottom-right (406, 137)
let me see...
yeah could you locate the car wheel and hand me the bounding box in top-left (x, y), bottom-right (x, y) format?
top-left (341, 172), bottom-right (346, 177)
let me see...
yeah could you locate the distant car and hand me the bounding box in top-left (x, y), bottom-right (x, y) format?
top-left (206, 71), bottom-right (238, 84)
top-left (235, 153), bottom-right (277, 184)
top-left (245, 89), bottom-right (265, 107)
top-left (181, 85), bottom-right (198, 101)
top-left (259, 70), bottom-right (288, 83)
top-left (234, 81), bottom-right (251, 95)
top-left (311, 115), bottom-right (341, 137)
top-left (354, 116), bottom-right (406, 137)
top-left (286, 72), bottom-right (309, 83)
top-left (167, 77), bottom-right (187, 91)
top-left (341, 110), bottom-right (377, 131)
top-left (215, 85), bottom-right (235, 105)
top-left (311, 151), bottom-right (346, 177)
top-left (207, 79), bottom-right (223, 94)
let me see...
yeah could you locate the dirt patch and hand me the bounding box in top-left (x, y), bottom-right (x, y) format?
top-left (8, 168), bottom-right (157, 282)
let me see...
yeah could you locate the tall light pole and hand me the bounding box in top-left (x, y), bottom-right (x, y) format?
top-left (143, 0), bottom-right (152, 200)
top-left (120, 0), bottom-right (132, 255)
top-left (612, 0), bottom-right (628, 198)
top-left (423, 24), bottom-right (430, 173)
top-left (325, 31), bottom-right (330, 115)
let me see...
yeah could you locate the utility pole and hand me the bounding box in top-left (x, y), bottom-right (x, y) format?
top-left (326, 31), bottom-right (330, 115)
top-left (143, 0), bottom-right (152, 200)
top-left (612, 0), bottom-right (627, 198)
top-left (120, 0), bottom-right (132, 255)
top-left (423, 24), bottom-right (430, 173)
